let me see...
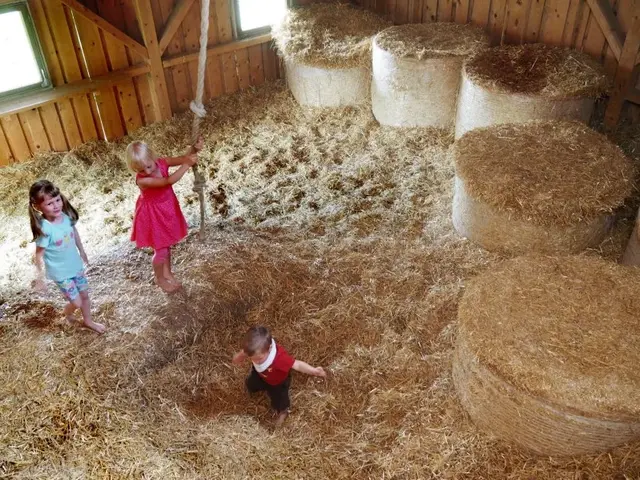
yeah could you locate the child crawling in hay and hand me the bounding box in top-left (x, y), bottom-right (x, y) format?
top-left (232, 326), bottom-right (327, 426)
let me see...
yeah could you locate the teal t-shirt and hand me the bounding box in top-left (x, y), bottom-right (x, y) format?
top-left (35, 214), bottom-right (84, 281)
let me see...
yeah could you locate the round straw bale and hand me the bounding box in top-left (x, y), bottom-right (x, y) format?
top-left (453, 255), bottom-right (640, 456)
top-left (285, 58), bottom-right (371, 107)
top-left (452, 121), bottom-right (633, 254)
top-left (372, 23), bottom-right (489, 128)
top-left (271, 3), bottom-right (390, 107)
top-left (454, 44), bottom-right (608, 138)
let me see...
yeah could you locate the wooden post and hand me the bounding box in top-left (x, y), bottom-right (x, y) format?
top-left (605, 17), bottom-right (640, 128)
top-left (133, 0), bottom-right (172, 121)
top-left (584, 0), bottom-right (624, 60)
top-left (59, 0), bottom-right (149, 58)
top-left (158, 0), bottom-right (197, 55)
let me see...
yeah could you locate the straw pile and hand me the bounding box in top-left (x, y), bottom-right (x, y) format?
top-left (454, 255), bottom-right (640, 455)
top-left (455, 44), bottom-right (608, 138)
top-left (272, 2), bottom-right (390, 106)
top-left (372, 23), bottom-right (489, 128)
top-left (452, 121), bottom-right (634, 254)
top-left (1, 82), bottom-right (639, 478)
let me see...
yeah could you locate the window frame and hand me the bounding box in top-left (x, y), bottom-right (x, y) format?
top-left (231, 0), bottom-right (291, 39)
top-left (0, 0), bottom-right (52, 101)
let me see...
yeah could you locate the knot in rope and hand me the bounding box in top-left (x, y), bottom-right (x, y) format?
top-left (190, 100), bottom-right (207, 119)
top-left (192, 174), bottom-right (206, 193)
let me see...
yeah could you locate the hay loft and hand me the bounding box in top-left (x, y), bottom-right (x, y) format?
top-left (454, 44), bottom-right (608, 138)
top-left (452, 121), bottom-right (634, 254)
top-left (374, 23), bottom-right (489, 60)
top-left (372, 23), bottom-right (489, 128)
top-left (1, 80), bottom-right (640, 478)
top-left (271, 2), bottom-right (390, 68)
top-left (454, 255), bottom-right (640, 456)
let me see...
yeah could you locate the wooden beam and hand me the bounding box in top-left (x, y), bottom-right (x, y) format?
top-left (584, 0), bottom-right (624, 60)
top-left (0, 64), bottom-right (150, 117)
top-left (605, 17), bottom-right (640, 127)
top-left (158, 0), bottom-right (197, 55)
top-left (163, 34), bottom-right (272, 68)
top-left (59, 0), bottom-right (149, 60)
top-left (133, 0), bottom-right (173, 121)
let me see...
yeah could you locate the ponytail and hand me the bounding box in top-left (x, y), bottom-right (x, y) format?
top-left (60, 193), bottom-right (79, 225)
top-left (29, 203), bottom-right (44, 242)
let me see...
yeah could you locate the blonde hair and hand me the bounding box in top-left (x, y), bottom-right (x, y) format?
top-left (125, 141), bottom-right (156, 172)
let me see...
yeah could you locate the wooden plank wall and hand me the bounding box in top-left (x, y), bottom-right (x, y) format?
top-left (356, 0), bottom-right (633, 78)
top-left (0, 0), bottom-right (280, 165)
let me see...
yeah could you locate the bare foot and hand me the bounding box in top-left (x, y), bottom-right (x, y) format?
top-left (82, 320), bottom-right (106, 334)
top-left (155, 277), bottom-right (180, 293)
top-left (65, 314), bottom-right (77, 325)
top-left (166, 275), bottom-right (182, 287)
top-left (275, 410), bottom-right (289, 428)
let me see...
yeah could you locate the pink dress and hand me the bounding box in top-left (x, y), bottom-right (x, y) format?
top-left (131, 158), bottom-right (188, 249)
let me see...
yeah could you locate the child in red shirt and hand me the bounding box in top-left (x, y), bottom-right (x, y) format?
top-left (232, 326), bottom-right (326, 426)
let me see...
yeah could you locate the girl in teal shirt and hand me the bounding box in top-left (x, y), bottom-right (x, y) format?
top-left (29, 180), bottom-right (105, 334)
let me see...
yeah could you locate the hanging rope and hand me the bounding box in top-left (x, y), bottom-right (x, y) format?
top-left (190, 0), bottom-right (211, 240)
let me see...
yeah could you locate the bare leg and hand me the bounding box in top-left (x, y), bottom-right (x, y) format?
top-left (163, 248), bottom-right (180, 286)
top-left (63, 302), bottom-right (78, 323)
top-left (153, 261), bottom-right (178, 293)
top-left (78, 291), bottom-right (105, 333)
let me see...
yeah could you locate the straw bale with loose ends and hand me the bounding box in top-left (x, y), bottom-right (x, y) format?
top-left (453, 121), bottom-right (633, 253)
top-left (271, 2), bottom-right (390, 68)
top-left (372, 24), bottom-right (489, 128)
top-left (374, 23), bottom-right (489, 60)
top-left (454, 121), bottom-right (633, 226)
top-left (455, 44), bottom-right (608, 137)
top-left (1, 82), bottom-right (640, 478)
top-left (273, 3), bottom-right (388, 107)
top-left (454, 255), bottom-right (640, 455)
top-left (452, 176), bottom-right (614, 254)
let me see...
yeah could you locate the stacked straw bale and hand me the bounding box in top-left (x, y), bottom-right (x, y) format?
top-left (372, 23), bottom-right (489, 128)
top-left (272, 3), bottom-right (390, 107)
top-left (452, 121), bottom-right (633, 255)
top-left (455, 44), bottom-right (608, 138)
top-left (453, 255), bottom-right (640, 456)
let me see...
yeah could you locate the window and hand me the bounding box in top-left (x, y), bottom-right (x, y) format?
top-left (233, 0), bottom-right (289, 38)
top-left (0, 1), bottom-right (51, 99)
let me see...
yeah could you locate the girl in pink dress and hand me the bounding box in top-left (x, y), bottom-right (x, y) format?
top-left (125, 138), bottom-right (202, 293)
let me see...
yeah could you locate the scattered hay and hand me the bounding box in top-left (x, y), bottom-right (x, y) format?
top-left (454, 255), bottom-right (640, 455)
top-left (375, 23), bottom-right (489, 60)
top-left (454, 121), bottom-right (634, 227)
top-left (271, 2), bottom-right (390, 68)
top-left (464, 44), bottom-right (608, 97)
top-left (372, 23), bottom-right (489, 128)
